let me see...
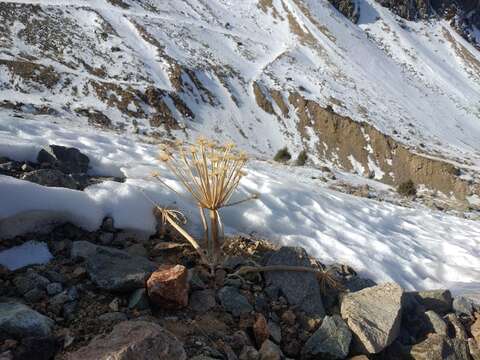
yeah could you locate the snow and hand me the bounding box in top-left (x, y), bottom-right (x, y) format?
top-left (0, 241), bottom-right (53, 270)
top-left (0, 0), bottom-right (479, 297)
top-left (0, 114), bottom-right (479, 295)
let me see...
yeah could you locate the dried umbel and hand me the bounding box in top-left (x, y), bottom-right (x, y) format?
top-left (154, 138), bottom-right (257, 267)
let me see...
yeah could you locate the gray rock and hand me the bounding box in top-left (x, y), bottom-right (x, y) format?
top-left (268, 321), bottom-right (282, 344)
top-left (263, 247), bottom-right (325, 317)
top-left (98, 312), bottom-right (128, 324)
top-left (49, 287), bottom-right (78, 315)
top-left (413, 289), bottom-right (453, 314)
top-left (259, 340), bottom-right (282, 360)
top-left (190, 289), bottom-right (216, 313)
top-left (218, 286), bottom-right (253, 317)
top-left (101, 217), bottom-right (115, 232)
top-left (340, 282), bottom-right (403, 354)
top-left (85, 245), bottom-right (156, 292)
top-left (453, 297), bottom-right (474, 316)
top-left (67, 320), bottom-right (186, 360)
top-left (63, 300), bottom-right (78, 321)
top-left (99, 232), bottom-right (114, 245)
top-left (302, 315), bottom-right (352, 359)
top-left (424, 310), bottom-right (448, 336)
top-left (410, 333), bottom-right (470, 360)
top-left (46, 282), bottom-right (63, 296)
top-left (37, 145), bottom-right (89, 174)
top-left (344, 277), bottom-right (376, 293)
top-left (126, 244), bottom-right (148, 258)
top-left (13, 271), bottom-right (50, 295)
top-left (21, 169), bottom-right (78, 189)
top-left (0, 302), bottom-right (54, 337)
top-left (23, 288), bottom-right (46, 302)
top-left (128, 289), bottom-right (150, 311)
top-left (70, 241), bottom-right (98, 259)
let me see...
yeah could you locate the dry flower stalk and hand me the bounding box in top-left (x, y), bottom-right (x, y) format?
top-left (154, 138), bottom-right (257, 266)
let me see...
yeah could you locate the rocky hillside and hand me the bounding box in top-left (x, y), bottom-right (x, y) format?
top-left (1, 0), bottom-right (480, 200)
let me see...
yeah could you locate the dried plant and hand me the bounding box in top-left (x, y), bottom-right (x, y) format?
top-left (153, 138), bottom-right (257, 266)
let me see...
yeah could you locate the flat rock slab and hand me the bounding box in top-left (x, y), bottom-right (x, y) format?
top-left (264, 247), bottom-right (325, 317)
top-left (72, 241), bottom-right (156, 292)
top-left (0, 302), bottom-right (54, 338)
top-left (340, 282), bottom-right (403, 354)
top-left (67, 320), bottom-right (186, 360)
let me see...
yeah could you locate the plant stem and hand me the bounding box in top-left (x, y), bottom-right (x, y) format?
top-left (210, 209), bottom-right (220, 264)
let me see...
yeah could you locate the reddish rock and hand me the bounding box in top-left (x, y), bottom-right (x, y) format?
top-left (147, 265), bottom-right (189, 309)
top-left (253, 313), bottom-right (270, 347)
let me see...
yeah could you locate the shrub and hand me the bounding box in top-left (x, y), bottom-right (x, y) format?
top-left (397, 180), bottom-right (416, 196)
top-left (295, 150), bottom-right (308, 166)
top-left (274, 147), bottom-right (291, 163)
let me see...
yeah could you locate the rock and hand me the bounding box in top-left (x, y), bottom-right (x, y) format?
top-left (217, 286), bottom-right (253, 317)
top-left (147, 265), bottom-right (189, 309)
top-left (15, 336), bottom-right (59, 360)
top-left (128, 288), bottom-right (150, 310)
top-left (340, 282), bottom-right (403, 354)
top-left (468, 338), bottom-right (480, 360)
top-left (67, 321), bottom-right (186, 360)
top-left (37, 145), bottom-right (89, 174)
top-left (0, 302), bottom-right (54, 338)
top-left (190, 289), bottom-right (216, 313)
top-left (239, 346), bottom-right (260, 360)
top-left (99, 232), bottom-right (114, 245)
top-left (268, 321), bottom-right (282, 344)
top-left (70, 241), bottom-right (98, 259)
top-left (46, 282), bottom-right (63, 296)
top-left (259, 340), bottom-right (282, 360)
top-left (23, 288), bottom-right (46, 302)
top-left (445, 313), bottom-right (467, 340)
top-left (410, 333), bottom-right (470, 360)
top-left (13, 271), bottom-right (50, 295)
top-left (49, 287), bottom-right (78, 315)
top-left (21, 169), bottom-right (78, 189)
top-left (81, 242), bottom-right (156, 292)
top-left (453, 296), bottom-right (474, 316)
top-left (253, 313), bottom-right (269, 347)
top-left (98, 312), bottom-right (128, 324)
top-left (344, 277), bottom-right (376, 293)
top-left (281, 309), bottom-right (296, 326)
top-left (126, 243), bottom-right (148, 257)
top-left (263, 247), bottom-right (325, 317)
top-left (413, 289), bottom-right (452, 314)
top-left (302, 315), bottom-right (352, 359)
top-left (101, 217), bottom-right (115, 232)
top-left (424, 310), bottom-right (447, 336)
top-left (472, 315), bottom-right (480, 343)
top-left (109, 298), bottom-right (121, 312)
top-left (0, 351), bottom-right (13, 360)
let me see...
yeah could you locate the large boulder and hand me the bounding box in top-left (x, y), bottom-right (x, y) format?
top-left (73, 241), bottom-right (156, 292)
top-left (302, 314), bottom-right (352, 359)
top-left (67, 321), bottom-right (186, 360)
top-left (409, 333), bottom-right (470, 360)
top-left (0, 302), bottom-right (54, 338)
top-left (340, 282), bottom-right (402, 354)
top-left (37, 145), bottom-right (89, 174)
top-left (146, 265), bottom-right (189, 309)
top-left (263, 247), bottom-right (325, 317)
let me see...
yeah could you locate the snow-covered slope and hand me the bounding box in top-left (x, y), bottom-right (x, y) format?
top-left (1, 114), bottom-right (480, 296)
top-left (0, 0), bottom-right (479, 165)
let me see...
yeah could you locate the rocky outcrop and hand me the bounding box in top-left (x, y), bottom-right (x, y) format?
top-left (327, 0), bottom-right (360, 23)
top-left (67, 321), bottom-right (186, 360)
top-left (340, 283), bottom-right (403, 354)
top-left (288, 92), bottom-right (474, 200)
top-left (37, 145), bottom-right (90, 174)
